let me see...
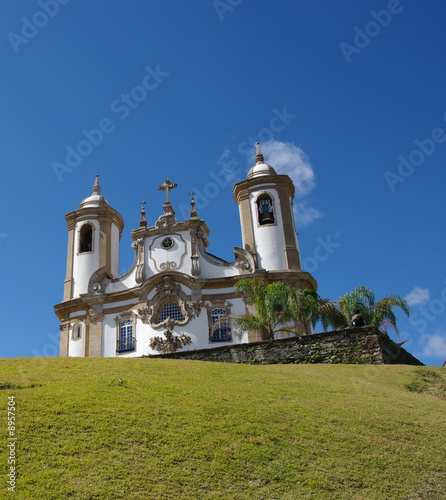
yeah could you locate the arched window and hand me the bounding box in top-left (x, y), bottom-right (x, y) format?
top-left (257, 194), bottom-right (275, 225)
top-left (210, 308), bottom-right (231, 342)
top-left (79, 224), bottom-right (93, 253)
top-left (117, 319), bottom-right (135, 352)
top-left (72, 324), bottom-right (82, 340)
top-left (157, 302), bottom-right (185, 323)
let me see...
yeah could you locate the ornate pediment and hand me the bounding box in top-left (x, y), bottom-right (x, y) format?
top-left (137, 277), bottom-right (202, 329)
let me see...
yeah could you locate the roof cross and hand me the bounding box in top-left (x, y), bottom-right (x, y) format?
top-left (157, 179), bottom-right (178, 204)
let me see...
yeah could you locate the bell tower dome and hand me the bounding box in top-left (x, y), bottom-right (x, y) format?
top-left (233, 143), bottom-right (302, 272)
top-left (63, 175), bottom-right (124, 300)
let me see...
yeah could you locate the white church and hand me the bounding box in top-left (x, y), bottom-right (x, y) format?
top-left (55, 144), bottom-right (317, 357)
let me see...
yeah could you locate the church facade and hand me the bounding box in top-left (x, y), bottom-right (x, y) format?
top-left (55, 144), bottom-right (317, 357)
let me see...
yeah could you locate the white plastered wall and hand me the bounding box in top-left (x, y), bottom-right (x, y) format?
top-left (72, 220), bottom-right (100, 298)
top-left (249, 190), bottom-right (288, 271)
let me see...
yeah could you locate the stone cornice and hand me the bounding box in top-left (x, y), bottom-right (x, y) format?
top-left (65, 206), bottom-right (124, 234)
top-left (233, 174), bottom-right (295, 204)
top-left (54, 269), bottom-right (317, 320)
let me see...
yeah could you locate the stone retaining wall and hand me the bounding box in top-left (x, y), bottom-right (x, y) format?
top-left (147, 327), bottom-right (423, 365)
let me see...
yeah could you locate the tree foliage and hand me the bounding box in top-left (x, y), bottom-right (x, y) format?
top-left (233, 279), bottom-right (294, 340)
top-left (233, 281), bottom-right (410, 341)
top-left (287, 288), bottom-right (343, 335)
top-left (233, 279), bottom-right (338, 338)
top-left (329, 285), bottom-right (410, 338)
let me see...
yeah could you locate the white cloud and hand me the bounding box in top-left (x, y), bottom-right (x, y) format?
top-left (294, 202), bottom-right (324, 227)
top-left (261, 140), bottom-right (316, 197)
top-left (405, 287), bottom-right (431, 306)
top-left (420, 331), bottom-right (446, 358)
top-left (254, 140), bottom-right (323, 227)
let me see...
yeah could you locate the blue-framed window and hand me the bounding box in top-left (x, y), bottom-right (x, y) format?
top-left (210, 308), bottom-right (231, 342)
top-left (117, 319), bottom-right (135, 352)
top-left (157, 301), bottom-right (185, 323)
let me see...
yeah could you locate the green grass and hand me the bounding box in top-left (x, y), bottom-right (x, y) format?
top-left (0, 358), bottom-right (445, 499)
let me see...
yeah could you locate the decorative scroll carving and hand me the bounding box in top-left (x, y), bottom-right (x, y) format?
top-left (156, 278), bottom-right (181, 297)
top-left (155, 213), bottom-right (177, 231)
top-left (191, 256), bottom-right (200, 276)
top-left (149, 321), bottom-right (192, 353)
top-left (160, 261), bottom-right (177, 271)
top-left (190, 228), bottom-right (201, 276)
top-left (135, 238), bottom-right (146, 283)
top-left (137, 306), bottom-right (152, 325)
top-left (188, 300), bottom-right (203, 317)
top-left (87, 267), bottom-right (111, 296)
top-left (234, 247), bottom-right (256, 273)
top-left (147, 277), bottom-right (196, 329)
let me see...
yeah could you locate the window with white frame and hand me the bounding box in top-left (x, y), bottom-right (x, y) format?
top-left (210, 308), bottom-right (231, 342)
top-left (117, 318), bottom-right (135, 352)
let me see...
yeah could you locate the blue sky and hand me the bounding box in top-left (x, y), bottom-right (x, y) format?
top-left (1, 0), bottom-right (445, 365)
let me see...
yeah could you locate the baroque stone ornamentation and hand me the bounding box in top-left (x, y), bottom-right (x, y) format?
top-left (190, 227), bottom-right (201, 276)
top-left (149, 323), bottom-right (192, 354)
top-left (233, 247), bottom-right (255, 274)
top-left (156, 278), bottom-right (181, 297)
top-left (187, 300), bottom-right (203, 317)
top-left (137, 306), bottom-right (152, 325)
top-left (135, 238), bottom-right (146, 283)
top-left (147, 278), bottom-right (192, 329)
top-left (160, 261), bottom-right (177, 271)
top-left (155, 213), bottom-right (177, 231)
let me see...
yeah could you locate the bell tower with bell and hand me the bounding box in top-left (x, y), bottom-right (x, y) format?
top-left (233, 143), bottom-right (302, 272)
top-left (63, 175), bottom-right (124, 301)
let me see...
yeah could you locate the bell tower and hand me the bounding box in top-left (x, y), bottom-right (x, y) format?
top-left (233, 143), bottom-right (302, 272)
top-left (63, 175), bottom-right (124, 300)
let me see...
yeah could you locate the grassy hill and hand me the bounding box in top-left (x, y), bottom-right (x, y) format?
top-left (0, 358), bottom-right (445, 499)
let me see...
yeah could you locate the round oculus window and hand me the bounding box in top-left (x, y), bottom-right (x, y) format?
top-left (161, 237), bottom-right (174, 249)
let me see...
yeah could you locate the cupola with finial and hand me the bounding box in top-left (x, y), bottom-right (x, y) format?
top-left (233, 143), bottom-right (302, 272)
top-left (62, 175), bottom-right (124, 301)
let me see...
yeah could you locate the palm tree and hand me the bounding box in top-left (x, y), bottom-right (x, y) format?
top-left (328, 286), bottom-right (409, 338)
top-left (234, 279), bottom-right (338, 338)
top-left (233, 279), bottom-right (294, 340)
top-left (287, 288), bottom-right (344, 335)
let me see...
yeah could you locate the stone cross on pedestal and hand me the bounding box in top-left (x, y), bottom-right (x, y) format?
top-left (158, 179), bottom-right (178, 204)
top-left (157, 179), bottom-right (177, 217)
